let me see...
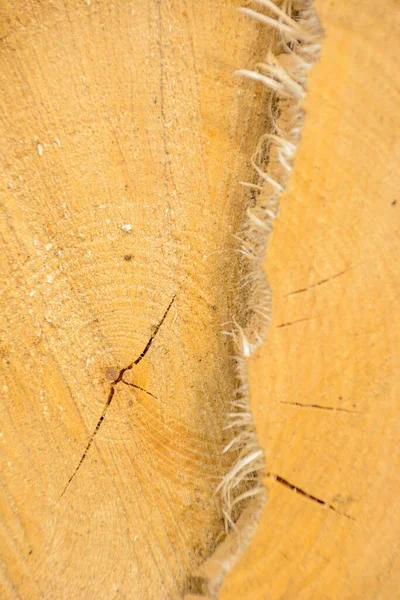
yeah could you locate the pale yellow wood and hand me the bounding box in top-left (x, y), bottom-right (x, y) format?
top-left (221, 0), bottom-right (400, 598)
top-left (0, 1), bottom-right (271, 598)
top-left (1, 0), bottom-right (399, 598)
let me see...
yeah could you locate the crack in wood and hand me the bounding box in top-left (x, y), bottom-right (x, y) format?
top-left (276, 316), bottom-right (316, 328)
top-left (267, 473), bottom-right (355, 520)
top-left (58, 296), bottom-right (175, 500)
top-left (287, 261), bottom-right (369, 296)
top-left (279, 401), bottom-right (359, 414)
top-left (121, 379), bottom-right (158, 400)
top-left (287, 270), bottom-right (350, 295)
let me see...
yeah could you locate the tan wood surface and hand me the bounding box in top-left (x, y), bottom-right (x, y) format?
top-left (221, 0), bottom-right (400, 598)
top-left (0, 1), bottom-right (271, 597)
top-left (1, 0), bottom-right (399, 599)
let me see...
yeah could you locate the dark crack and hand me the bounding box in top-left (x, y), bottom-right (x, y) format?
top-left (121, 379), bottom-right (158, 400)
top-left (276, 317), bottom-right (316, 328)
top-left (279, 401), bottom-right (358, 414)
top-left (286, 263), bottom-right (366, 296)
top-left (58, 296), bottom-right (175, 500)
top-left (267, 473), bottom-right (355, 520)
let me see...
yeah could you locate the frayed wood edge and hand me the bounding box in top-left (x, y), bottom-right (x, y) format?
top-left (184, 1), bottom-right (322, 598)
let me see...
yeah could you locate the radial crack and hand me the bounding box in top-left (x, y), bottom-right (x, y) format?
top-left (276, 316), bottom-right (316, 328)
top-left (268, 473), bottom-right (355, 520)
top-left (279, 401), bottom-right (358, 413)
top-left (121, 379), bottom-right (158, 400)
top-left (287, 261), bottom-right (367, 296)
top-left (58, 296), bottom-right (175, 500)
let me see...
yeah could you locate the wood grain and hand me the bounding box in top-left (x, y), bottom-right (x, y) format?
top-left (221, 0), bottom-right (400, 598)
top-left (1, 0), bottom-right (399, 598)
top-left (0, 1), bottom-right (271, 598)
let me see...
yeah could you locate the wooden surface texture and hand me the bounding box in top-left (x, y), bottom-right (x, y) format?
top-left (221, 0), bottom-right (400, 598)
top-left (1, 0), bottom-right (399, 599)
